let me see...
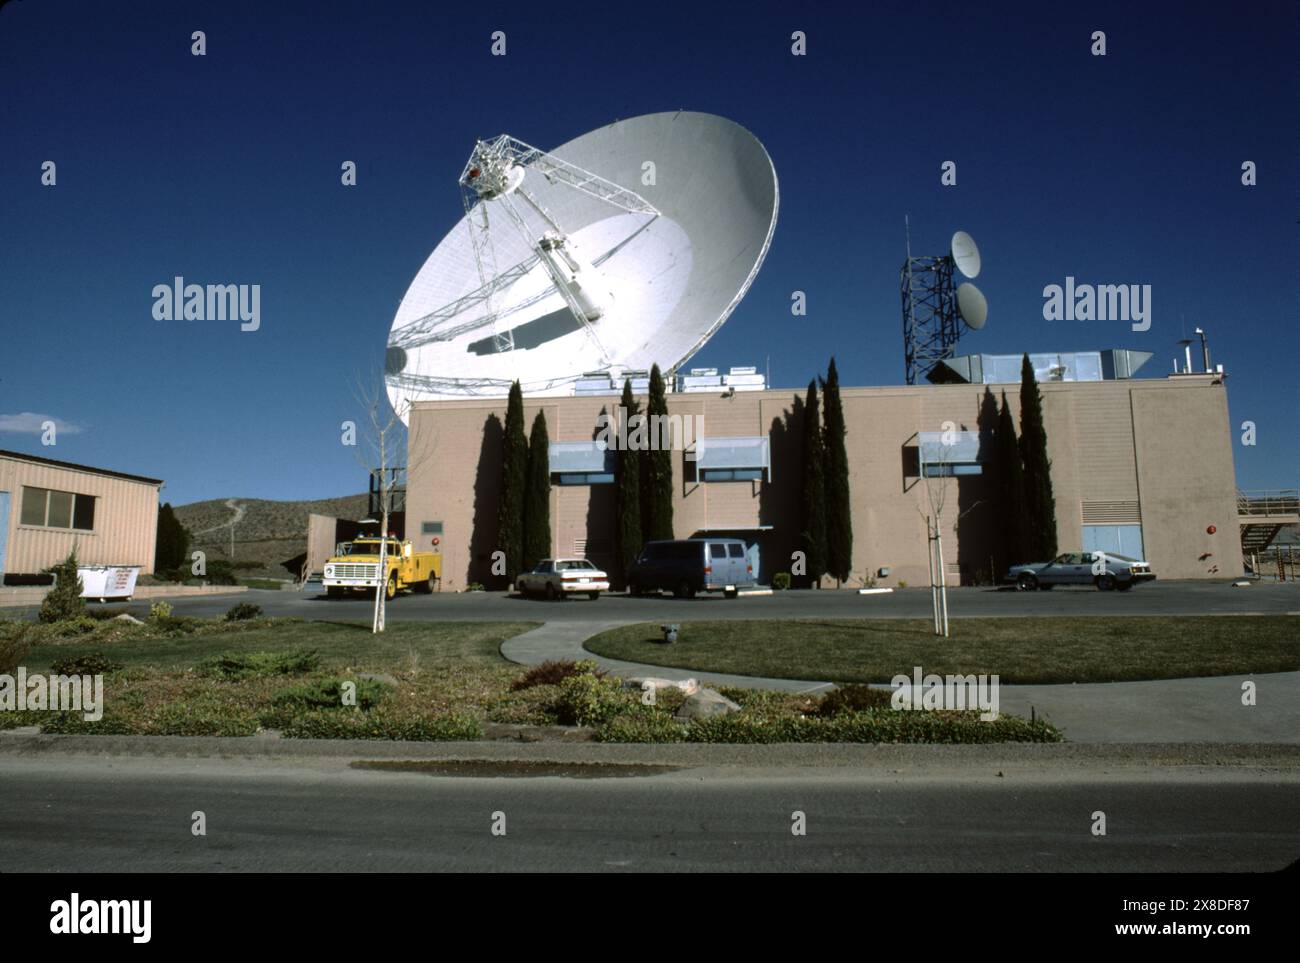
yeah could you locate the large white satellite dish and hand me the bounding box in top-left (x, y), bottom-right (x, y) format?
top-left (955, 282), bottom-right (988, 330)
top-left (385, 111), bottom-right (780, 415)
top-left (950, 230), bottom-right (981, 279)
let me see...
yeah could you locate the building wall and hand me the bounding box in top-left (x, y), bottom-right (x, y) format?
top-left (0, 456), bottom-right (161, 575)
top-left (405, 375), bottom-right (1241, 589)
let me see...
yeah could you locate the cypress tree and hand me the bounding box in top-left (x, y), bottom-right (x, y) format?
top-left (641, 364), bottom-right (675, 541)
top-left (612, 379), bottom-right (642, 588)
top-left (799, 379), bottom-right (827, 586)
top-left (1018, 355), bottom-right (1058, 560)
top-left (995, 393), bottom-right (1030, 570)
top-left (154, 502), bottom-right (191, 574)
top-left (522, 410), bottom-right (551, 571)
top-left (821, 357), bottom-right (853, 583)
top-left (497, 380), bottom-right (527, 584)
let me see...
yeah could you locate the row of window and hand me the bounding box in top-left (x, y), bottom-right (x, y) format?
top-left (20, 486), bottom-right (97, 531)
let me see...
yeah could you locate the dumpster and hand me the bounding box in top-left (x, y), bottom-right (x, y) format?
top-left (77, 566), bottom-right (141, 602)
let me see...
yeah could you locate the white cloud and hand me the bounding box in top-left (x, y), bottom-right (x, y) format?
top-left (0, 412), bottom-right (85, 435)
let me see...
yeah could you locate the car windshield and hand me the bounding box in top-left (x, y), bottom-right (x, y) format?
top-left (556, 560), bottom-right (595, 571)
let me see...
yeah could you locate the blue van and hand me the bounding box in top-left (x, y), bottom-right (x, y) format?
top-left (626, 538), bottom-right (756, 598)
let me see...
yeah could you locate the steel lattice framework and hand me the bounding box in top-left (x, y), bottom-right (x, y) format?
top-left (388, 134), bottom-right (660, 363)
top-left (900, 254), bottom-right (961, 385)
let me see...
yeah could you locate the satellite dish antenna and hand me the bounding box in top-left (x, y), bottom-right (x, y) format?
top-left (955, 282), bottom-right (987, 330)
top-left (384, 111), bottom-right (779, 418)
top-left (950, 230), bottom-right (981, 279)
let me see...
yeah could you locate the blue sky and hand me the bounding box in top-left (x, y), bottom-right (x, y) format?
top-left (1, 0), bottom-right (1296, 503)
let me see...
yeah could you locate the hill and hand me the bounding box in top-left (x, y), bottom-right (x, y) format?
top-left (173, 494), bottom-right (368, 578)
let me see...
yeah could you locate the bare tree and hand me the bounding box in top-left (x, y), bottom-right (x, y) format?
top-left (917, 425), bottom-right (960, 638)
top-left (351, 373), bottom-right (436, 634)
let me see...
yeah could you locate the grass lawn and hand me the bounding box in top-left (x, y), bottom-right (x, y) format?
top-left (582, 616), bottom-right (1300, 684)
top-left (0, 614), bottom-right (1063, 743)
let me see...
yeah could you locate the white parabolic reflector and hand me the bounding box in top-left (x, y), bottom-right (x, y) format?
top-left (385, 111), bottom-right (779, 413)
top-left (950, 230), bottom-right (981, 280)
top-left (956, 282), bottom-right (988, 330)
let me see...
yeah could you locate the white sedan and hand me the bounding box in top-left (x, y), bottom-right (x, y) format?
top-left (516, 558), bottom-right (610, 600)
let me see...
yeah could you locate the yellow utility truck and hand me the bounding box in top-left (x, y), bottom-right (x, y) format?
top-left (322, 537), bottom-right (441, 599)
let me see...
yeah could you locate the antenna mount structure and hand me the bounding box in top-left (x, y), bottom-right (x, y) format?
top-left (900, 229), bottom-right (987, 385)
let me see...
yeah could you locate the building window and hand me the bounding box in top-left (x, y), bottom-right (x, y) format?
top-left (698, 468), bottom-right (765, 482)
top-left (1082, 523), bottom-right (1145, 559)
top-left (549, 441), bottom-right (614, 485)
top-left (20, 486), bottom-right (96, 531)
top-left (553, 472), bottom-right (615, 485)
top-left (916, 430), bottom-right (988, 477)
top-left (921, 463), bottom-right (983, 477)
top-left (694, 436), bottom-right (770, 483)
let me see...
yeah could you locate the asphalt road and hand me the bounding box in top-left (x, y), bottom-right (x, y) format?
top-left (1, 748), bottom-right (1295, 872)
top-left (52, 579), bottom-right (1300, 622)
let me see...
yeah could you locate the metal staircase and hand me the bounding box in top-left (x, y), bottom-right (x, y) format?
top-left (1237, 489), bottom-right (1299, 553)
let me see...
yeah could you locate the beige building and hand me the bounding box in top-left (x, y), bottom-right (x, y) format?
top-left (405, 371), bottom-right (1243, 589)
top-left (0, 450), bottom-right (162, 579)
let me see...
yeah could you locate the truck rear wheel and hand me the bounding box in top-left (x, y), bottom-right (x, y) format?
top-left (417, 572), bottom-right (436, 594)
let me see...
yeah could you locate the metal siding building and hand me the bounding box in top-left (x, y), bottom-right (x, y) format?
top-left (404, 374), bottom-right (1243, 589)
top-left (0, 450), bottom-right (162, 578)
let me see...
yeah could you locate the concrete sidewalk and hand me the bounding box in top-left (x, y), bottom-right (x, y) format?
top-left (500, 620), bottom-right (1300, 744)
top-left (500, 620), bottom-right (835, 694)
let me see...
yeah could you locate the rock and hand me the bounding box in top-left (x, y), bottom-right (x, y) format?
top-left (112, 613), bottom-right (144, 625)
top-left (622, 676), bottom-right (699, 696)
top-left (358, 672), bottom-right (400, 687)
top-left (673, 687), bottom-right (741, 721)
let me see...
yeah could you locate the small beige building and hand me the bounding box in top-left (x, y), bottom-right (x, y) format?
top-left (0, 449), bottom-right (162, 579)
top-left (404, 367), bottom-right (1244, 590)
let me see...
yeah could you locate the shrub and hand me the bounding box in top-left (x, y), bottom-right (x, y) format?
top-left (225, 602), bottom-right (263, 622)
top-left (817, 684), bottom-right (893, 716)
top-left (554, 672), bottom-right (632, 726)
top-left (45, 616), bottom-right (100, 637)
top-left (50, 652), bottom-right (124, 676)
top-left (595, 707), bottom-right (687, 743)
top-left (511, 658), bottom-right (605, 691)
top-left (685, 709), bottom-right (1063, 744)
top-left (273, 677), bottom-right (391, 712)
top-left (487, 683), bottom-right (564, 726)
top-left (39, 551), bottom-right (86, 624)
top-left (149, 614), bottom-right (203, 636)
top-left (772, 572), bottom-right (791, 590)
top-left (0, 625), bottom-right (31, 674)
top-left (204, 560), bottom-right (240, 585)
top-left (197, 647), bottom-right (322, 681)
top-left (149, 601), bottom-right (173, 620)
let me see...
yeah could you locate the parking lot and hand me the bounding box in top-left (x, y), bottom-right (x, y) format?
top-left (19, 579), bottom-right (1298, 623)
